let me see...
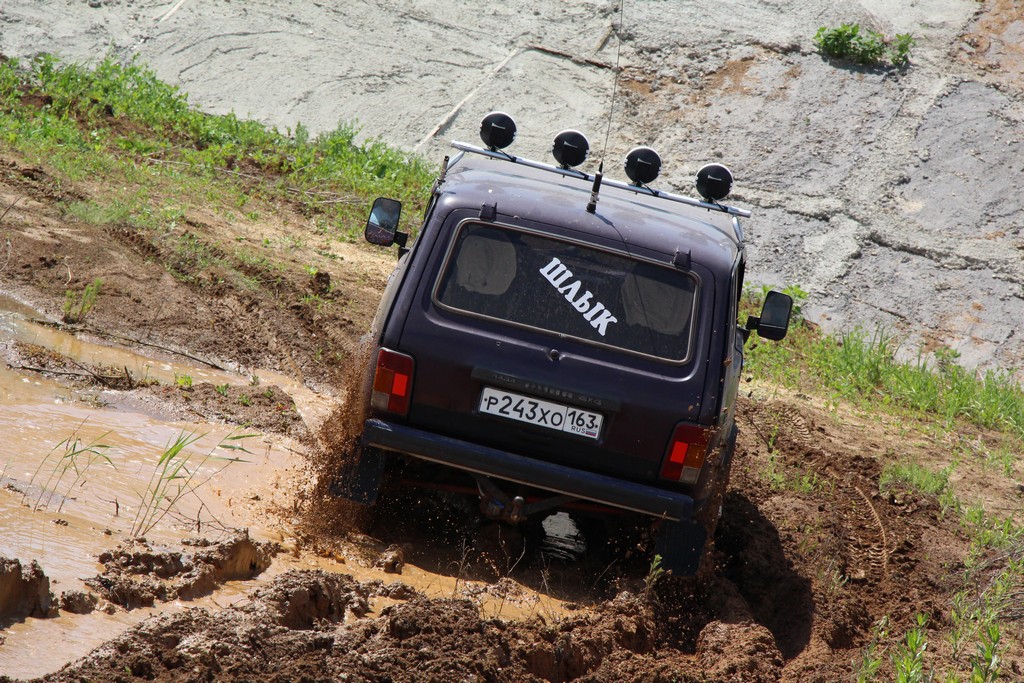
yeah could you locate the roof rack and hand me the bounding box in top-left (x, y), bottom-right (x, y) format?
top-left (448, 112), bottom-right (752, 224)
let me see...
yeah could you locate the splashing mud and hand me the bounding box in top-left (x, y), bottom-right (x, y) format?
top-left (299, 338), bottom-right (376, 540)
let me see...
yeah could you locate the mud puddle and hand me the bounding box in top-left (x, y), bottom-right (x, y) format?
top-left (0, 297), bottom-right (573, 679)
top-left (0, 293), bottom-right (326, 423)
top-left (0, 373), bottom-right (301, 676)
top-left (0, 295), bottom-right (303, 676)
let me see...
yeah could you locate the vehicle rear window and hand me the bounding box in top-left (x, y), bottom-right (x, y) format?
top-left (435, 222), bottom-right (698, 362)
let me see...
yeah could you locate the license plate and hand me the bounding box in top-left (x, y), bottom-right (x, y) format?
top-left (478, 387), bottom-right (603, 439)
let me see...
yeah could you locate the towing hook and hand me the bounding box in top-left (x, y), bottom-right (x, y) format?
top-left (474, 475), bottom-right (526, 524)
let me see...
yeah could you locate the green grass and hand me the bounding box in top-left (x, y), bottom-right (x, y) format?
top-left (879, 459), bottom-right (952, 498)
top-left (24, 425), bottom-right (114, 513)
top-left (814, 24), bottom-right (915, 68)
top-left (63, 277), bottom-right (103, 324)
top-left (0, 53), bottom-right (433, 240)
top-left (132, 431), bottom-right (253, 538)
top-left (744, 288), bottom-right (1024, 441)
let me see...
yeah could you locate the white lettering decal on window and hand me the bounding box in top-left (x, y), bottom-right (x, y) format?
top-left (571, 290), bottom-right (593, 313)
top-left (589, 309), bottom-right (617, 336)
top-left (556, 280), bottom-right (581, 300)
top-left (539, 257), bottom-right (618, 336)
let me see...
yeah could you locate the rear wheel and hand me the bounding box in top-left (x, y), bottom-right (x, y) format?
top-left (654, 427), bottom-right (735, 580)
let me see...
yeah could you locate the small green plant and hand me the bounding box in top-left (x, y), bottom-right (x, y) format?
top-left (174, 373), bottom-right (193, 390)
top-left (970, 623), bottom-right (1002, 682)
top-left (980, 439), bottom-right (1017, 477)
top-left (24, 426), bottom-right (115, 513)
top-left (238, 393), bottom-right (252, 407)
top-left (131, 431), bottom-right (252, 538)
top-left (63, 277), bottom-right (103, 323)
top-left (249, 374), bottom-right (261, 387)
top-left (214, 383), bottom-right (229, 397)
top-left (963, 507), bottom-right (1022, 551)
top-left (856, 616), bottom-right (890, 683)
top-left (880, 460), bottom-right (951, 498)
top-left (814, 23), bottom-right (914, 68)
top-left (891, 613), bottom-right (932, 683)
top-left (889, 32), bottom-right (916, 68)
top-left (762, 450), bottom-right (787, 490)
top-left (949, 589), bottom-right (975, 660)
top-left (642, 553), bottom-right (667, 600)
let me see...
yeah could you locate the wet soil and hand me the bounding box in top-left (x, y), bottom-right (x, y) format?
top-left (0, 560), bottom-right (52, 623)
top-left (2, 150), bottom-right (1022, 681)
top-left (84, 533), bottom-right (278, 610)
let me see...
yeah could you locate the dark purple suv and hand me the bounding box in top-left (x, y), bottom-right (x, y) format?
top-left (339, 114), bottom-right (791, 576)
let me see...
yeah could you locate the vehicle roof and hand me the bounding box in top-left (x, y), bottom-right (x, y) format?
top-left (438, 151), bottom-right (744, 274)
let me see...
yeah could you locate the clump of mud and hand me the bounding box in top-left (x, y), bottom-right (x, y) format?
top-left (47, 571), bottom-right (372, 683)
top-left (0, 557), bottom-right (54, 620)
top-left (83, 531), bottom-right (278, 610)
top-left (696, 620), bottom-right (784, 683)
top-left (58, 589), bottom-right (98, 615)
top-left (373, 544), bottom-right (405, 573)
top-left (144, 381), bottom-right (307, 437)
top-left (45, 569), bottom-right (709, 682)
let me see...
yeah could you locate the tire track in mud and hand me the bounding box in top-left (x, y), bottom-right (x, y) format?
top-left (791, 406), bottom-right (893, 587)
top-left (744, 398), bottom-right (896, 586)
top-left (727, 395), bottom-right (922, 668)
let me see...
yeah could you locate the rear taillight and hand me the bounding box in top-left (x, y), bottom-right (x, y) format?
top-left (371, 348), bottom-right (414, 416)
top-left (660, 424), bottom-right (713, 485)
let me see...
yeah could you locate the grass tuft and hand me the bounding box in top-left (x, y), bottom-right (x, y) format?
top-left (814, 24), bottom-right (914, 68)
top-left (131, 431), bottom-right (253, 538)
top-left (24, 424), bottom-right (114, 513)
top-left (62, 277), bottom-right (103, 323)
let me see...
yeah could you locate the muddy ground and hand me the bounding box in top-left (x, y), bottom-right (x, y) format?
top-left (0, 113), bottom-right (1022, 682)
top-left (3, 0), bottom-right (1024, 374)
top-left (1, 1), bottom-right (1024, 682)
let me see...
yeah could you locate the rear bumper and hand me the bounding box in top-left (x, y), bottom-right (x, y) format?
top-left (362, 418), bottom-right (695, 522)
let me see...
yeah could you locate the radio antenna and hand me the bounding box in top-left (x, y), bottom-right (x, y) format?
top-left (601, 0), bottom-right (626, 162)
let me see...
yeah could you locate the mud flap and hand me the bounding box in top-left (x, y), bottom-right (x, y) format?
top-left (330, 446), bottom-right (386, 505)
top-left (653, 519), bottom-right (708, 577)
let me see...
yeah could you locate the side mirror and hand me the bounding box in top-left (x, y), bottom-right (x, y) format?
top-left (746, 290), bottom-right (793, 341)
top-left (365, 197), bottom-right (403, 246)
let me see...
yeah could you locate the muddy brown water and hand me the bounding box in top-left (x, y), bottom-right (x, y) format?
top-left (0, 296), bottom-right (570, 679)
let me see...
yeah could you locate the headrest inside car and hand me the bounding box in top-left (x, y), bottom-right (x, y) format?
top-left (455, 230), bottom-right (517, 296)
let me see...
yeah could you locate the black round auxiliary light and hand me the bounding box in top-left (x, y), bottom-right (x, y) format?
top-left (551, 129), bottom-right (590, 168)
top-left (623, 146), bottom-right (661, 185)
top-left (695, 163), bottom-right (734, 202)
top-left (480, 112), bottom-right (517, 151)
